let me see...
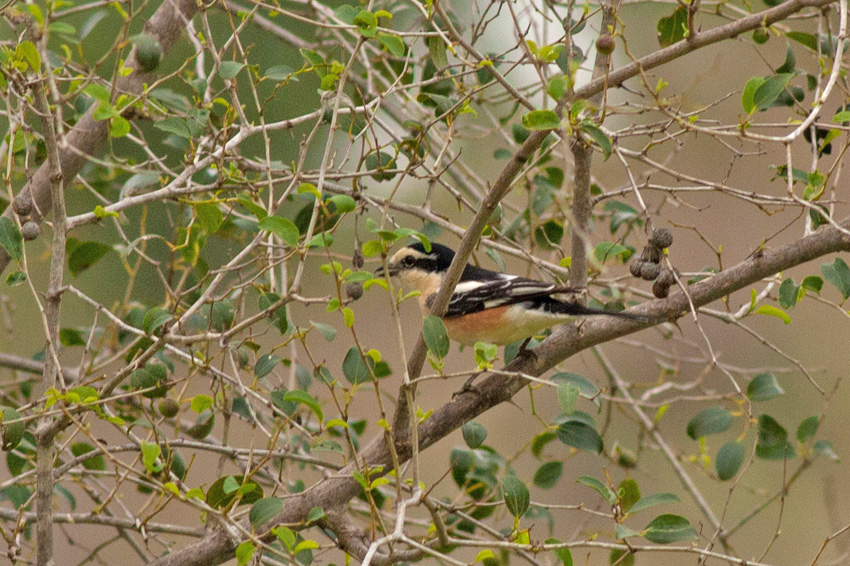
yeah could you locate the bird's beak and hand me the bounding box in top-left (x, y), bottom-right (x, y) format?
top-left (374, 263), bottom-right (396, 278)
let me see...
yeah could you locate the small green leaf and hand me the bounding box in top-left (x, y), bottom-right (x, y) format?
top-left (428, 36), bottom-right (449, 70)
top-left (556, 418), bottom-right (603, 453)
top-left (821, 257), bottom-right (850, 300)
top-left (742, 77), bottom-right (766, 114)
top-left (259, 216), bottom-right (299, 247)
top-left (521, 110), bottom-right (561, 131)
top-left (533, 461), bottom-right (563, 489)
top-left (377, 33), bottom-right (405, 57)
top-left (5, 271), bottom-right (26, 286)
top-left (283, 390), bottom-right (323, 421)
top-left (142, 307), bottom-right (173, 335)
top-left (747, 373), bottom-right (784, 401)
top-left (778, 278), bottom-right (799, 309)
top-left (814, 440), bottom-right (839, 461)
top-left (753, 73), bottom-right (794, 112)
top-left (219, 61), bottom-right (245, 80)
top-left (249, 497), bottom-right (283, 528)
top-left (17, 41), bottom-right (41, 71)
top-left (254, 354), bottom-right (280, 378)
top-left (753, 305), bottom-right (791, 324)
top-left (461, 421), bottom-right (487, 449)
top-left (326, 194), bottom-right (356, 214)
top-left (547, 75), bottom-right (571, 101)
top-left (715, 441), bottom-right (745, 481)
top-left (141, 441), bottom-right (162, 473)
top-left (0, 407), bottom-right (25, 451)
top-left (195, 202), bottom-right (223, 235)
top-left (756, 414), bottom-right (794, 460)
top-left (110, 116), bottom-right (130, 138)
top-left (67, 239), bottom-right (113, 276)
top-left (593, 241), bottom-right (630, 262)
top-left (577, 475), bottom-right (617, 504)
top-left (656, 6), bottom-right (688, 47)
top-left (423, 315), bottom-right (450, 359)
top-left (786, 31), bottom-right (818, 51)
top-left (0, 218), bottom-right (24, 261)
top-left (578, 120), bottom-right (612, 158)
top-left (236, 541), bottom-right (255, 566)
top-left (643, 514), bottom-right (697, 544)
top-left (797, 415), bottom-right (819, 443)
top-left (618, 479), bottom-right (641, 514)
top-left (556, 383), bottom-right (580, 415)
top-left (70, 442), bottom-right (106, 471)
top-left (307, 506), bottom-right (325, 523)
top-left (686, 407), bottom-right (734, 439)
top-left (501, 474), bottom-right (530, 518)
top-left (629, 492), bottom-right (680, 514)
top-left (801, 275), bottom-right (823, 293)
top-left (342, 347), bottom-right (373, 385)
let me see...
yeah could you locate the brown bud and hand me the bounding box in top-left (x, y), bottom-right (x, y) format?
top-left (13, 193), bottom-right (33, 217)
top-left (21, 221), bottom-right (39, 241)
top-left (629, 258), bottom-right (645, 278)
top-left (640, 261), bottom-right (661, 281)
top-left (640, 244), bottom-right (662, 264)
top-left (649, 228), bottom-right (673, 249)
top-left (352, 249), bottom-right (365, 269)
top-left (345, 281), bottom-right (364, 301)
top-left (596, 34), bottom-right (616, 55)
top-left (158, 398), bottom-right (180, 418)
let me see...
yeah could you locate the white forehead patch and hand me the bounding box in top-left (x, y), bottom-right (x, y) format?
top-left (389, 247), bottom-right (435, 265)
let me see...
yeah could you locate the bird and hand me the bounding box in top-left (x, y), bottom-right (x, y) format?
top-left (375, 242), bottom-right (650, 346)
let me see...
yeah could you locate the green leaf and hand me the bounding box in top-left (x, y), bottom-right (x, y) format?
top-left (474, 341), bottom-right (498, 369)
top-left (742, 77), bottom-right (766, 114)
top-left (814, 439), bottom-right (840, 461)
top-left (753, 74), bottom-right (794, 112)
top-left (265, 65), bottom-right (294, 81)
top-left (752, 305), bottom-right (791, 324)
top-left (686, 407), bottom-right (734, 439)
top-left (283, 390), bottom-right (323, 421)
top-left (715, 441), bottom-right (745, 481)
top-left (110, 116), bottom-right (130, 138)
top-left (593, 241), bottom-right (630, 262)
top-left (219, 61), bottom-right (245, 80)
top-left (821, 257), bottom-right (850, 300)
top-left (60, 328), bottom-right (86, 346)
top-left (521, 110), bottom-right (561, 131)
top-left (801, 275), bottom-right (823, 293)
top-left (0, 218), bottom-right (23, 261)
top-left (618, 479), bottom-right (641, 514)
top-left (254, 354), bottom-right (280, 378)
top-left (629, 492), bottom-right (680, 514)
top-left (236, 541), bottom-right (255, 566)
top-left (140, 441), bottom-right (162, 473)
top-left (577, 475), bottom-right (617, 504)
top-left (70, 442), bottom-right (106, 471)
top-left (461, 421), bottom-right (487, 449)
top-left (259, 216), bottom-right (299, 247)
top-left (142, 307), bottom-right (172, 335)
top-left (643, 514), bottom-right (697, 544)
top-left (428, 36), bottom-right (449, 70)
top-left (578, 120), bottom-right (612, 158)
top-left (756, 414), bottom-right (794, 460)
top-left (656, 6), bottom-right (688, 47)
top-left (249, 497), bottom-right (283, 528)
top-left (501, 474), bottom-right (530, 518)
top-left (342, 347), bottom-right (373, 385)
top-left (550, 544), bottom-right (573, 566)
top-left (797, 415), bottom-right (819, 442)
top-left (195, 203), bottom-right (223, 235)
top-left (556, 383), bottom-right (580, 415)
top-left (747, 373), bottom-right (784, 401)
top-left (311, 321), bottom-right (336, 341)
top-left (377, 33), bottom-right (405, 57)
top-left (259, 292), bottom-right (288, 334)
top-left (67, 240), bottom-right (113, 276)
top-left (326, 194), bottom-right (356, 214)
top-left (534, 220), bottom-right (564, 249)
top-left (423, 315), bottom-right (450, 358)
top-left (778, 278), bottom-right (799, 309)
top-left (547, 75), bottom-right (571, 101)
top-left (556, 418), bottom-right (603, 453)
top-left (307, 506), bottom-right (325, 523)
top-left (786, 31), bottom-right (818, 51)
top-left (5, 271), bottom-right (26, 286)
top-left (533, 461), bottom-right (563, 489)
top-left (191, 394), bottom-right (214, 413)
top-left (0, 407), bottom-right (24, 451)
top-left (610, 549), bottom-right (634, 566)
top-left (17, 41), bottom-right (41, 71)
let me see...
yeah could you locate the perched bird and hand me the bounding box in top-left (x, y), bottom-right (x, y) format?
top-left (376, 242), bottom-right (649, 346)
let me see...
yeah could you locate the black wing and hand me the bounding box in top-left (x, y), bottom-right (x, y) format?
top-left (444, 277), bottom-right (582, 318)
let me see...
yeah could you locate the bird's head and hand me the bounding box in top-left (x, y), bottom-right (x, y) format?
top-left (375, 242), bottom-right (456, 292)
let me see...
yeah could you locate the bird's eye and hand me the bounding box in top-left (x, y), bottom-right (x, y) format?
top-left (402, 256), bottom-right (416, 267)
